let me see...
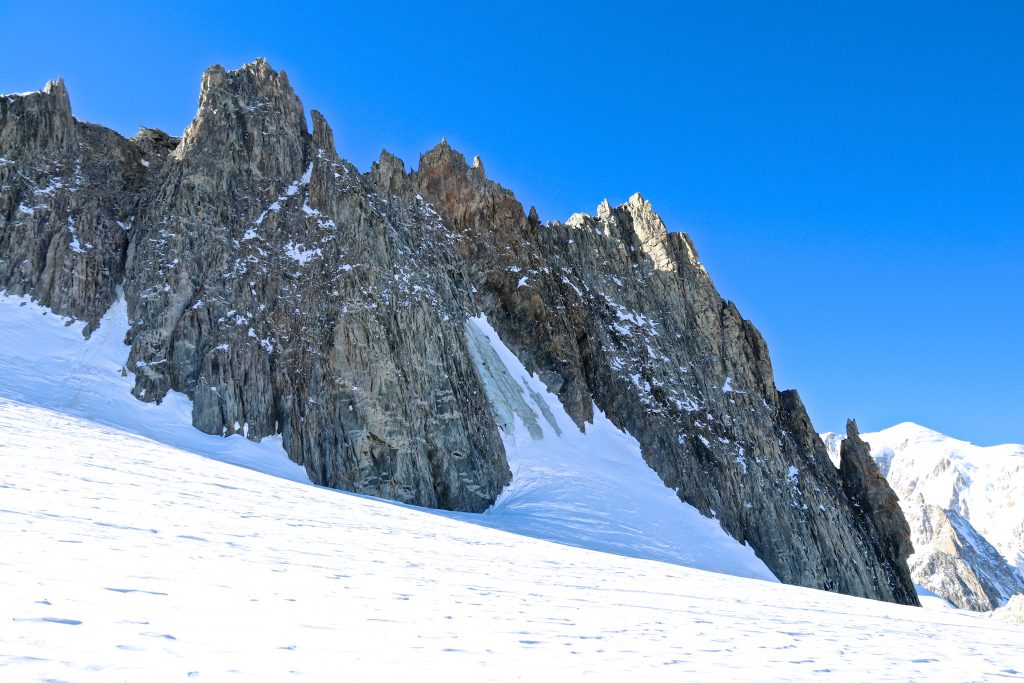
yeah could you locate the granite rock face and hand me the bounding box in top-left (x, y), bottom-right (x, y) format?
top-left (414, 140), bottom-right (594, 425)
top-left (0, 60), bottom-right (919, 603)
top-left (415, 151), bottom-right (918, 603)
top-left (0, 80), bottom-right (150, 332)
top-left (121, 60), bottom-right (509, 511)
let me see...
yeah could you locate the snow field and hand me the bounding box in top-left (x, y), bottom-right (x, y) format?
top-left (2, 292), bottom-right (1023, 680)
top-left (2, 399), bottom-right (1023, 682)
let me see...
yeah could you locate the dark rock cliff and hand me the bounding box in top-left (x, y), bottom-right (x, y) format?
top-left (0, 79), bottom-right (146, 332)
top-left (838, 420), bottom-right (918, 603)
top-left (0, 59), bottom-right (918, 604)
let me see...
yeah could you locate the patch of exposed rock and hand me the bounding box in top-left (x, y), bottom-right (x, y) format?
top-left (989, 594), bottom-right (1024, 625)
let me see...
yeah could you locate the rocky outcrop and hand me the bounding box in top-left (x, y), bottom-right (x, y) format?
top-left (0, 60), bottom-right (920, 603)
top-left (415, 147), bottom-right (918, 604)
top-left (0, 80), bottom-right (150, 332)
top-left (120, 60), bottom-right (509, 511)
top-left (414, 140), bottom-right (594, 425)
top-left (837, 420), bottom-right (917, 600)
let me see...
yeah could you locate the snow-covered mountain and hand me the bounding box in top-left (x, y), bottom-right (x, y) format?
top-left (823, 424), bottom-right (1024, 610)
top-left (1, 59), bottom-right (1019, 679)
top-left (3, 398), bottom-right (1022, 681)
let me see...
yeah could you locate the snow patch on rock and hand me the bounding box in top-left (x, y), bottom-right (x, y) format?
top-left (462, 315), bottom-right (776, 581)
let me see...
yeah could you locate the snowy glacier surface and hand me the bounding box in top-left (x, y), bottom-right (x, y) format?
top-left (2, 294), bottom-right (1023, 679)
top-left (2, 399), bottom-right (1023, 681)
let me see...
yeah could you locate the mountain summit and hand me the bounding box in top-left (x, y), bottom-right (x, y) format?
top-left (0, 59), bottom-right (918, 604)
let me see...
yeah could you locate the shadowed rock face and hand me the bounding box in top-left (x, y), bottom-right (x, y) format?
top-left (0, 59), bottom-right (918, 603)
top-left (838, 420), bottom-right (918, 604)
top-left (415, 147), bottom-right (918, 604)
top-left (0, 79), bottom-right (152, 332)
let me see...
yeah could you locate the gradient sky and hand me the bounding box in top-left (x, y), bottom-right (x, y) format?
top-left (2, 1), bottom-right (1021, 444)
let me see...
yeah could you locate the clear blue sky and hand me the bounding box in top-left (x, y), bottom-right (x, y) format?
top-left (2, 1), bottom-right (1021, 444)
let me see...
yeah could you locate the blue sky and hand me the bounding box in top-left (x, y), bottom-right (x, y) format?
top-left (2, 1), bottom-right (1021, 444)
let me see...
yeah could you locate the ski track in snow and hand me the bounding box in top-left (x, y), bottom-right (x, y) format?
top-left (1, 399), bottom-right (1023, 681)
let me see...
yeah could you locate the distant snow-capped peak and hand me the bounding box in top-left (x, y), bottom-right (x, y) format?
top-left (821, 422), bottom-right (1024, 610)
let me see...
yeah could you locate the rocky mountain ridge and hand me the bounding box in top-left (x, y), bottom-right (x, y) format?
top-left (0, 59), bottom-right (917, 604)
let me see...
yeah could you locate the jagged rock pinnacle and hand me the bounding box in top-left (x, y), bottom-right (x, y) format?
top-left (311, 109), bottom-right (335, 155)
top-left (418, 137), bottom-right (469, 177)
top-left (372, 148), bottom-right (409, 195)
top-left (0, 75), bottom-right (75, 156)
top-left (527, 206), bottom-right (540, 227)
top-left (839, 419), bottom-right (918, 604)
top-left (43, 78), bottom-right (67, 97)
top-left (174, 58), bottom-right (307, 183)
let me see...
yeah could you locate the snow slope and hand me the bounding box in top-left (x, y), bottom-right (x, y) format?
top-left (1, 398), bottom-right (1022, 682)
top-left (0, 292), bottom-right (311, 484)
top-left (0, 291), bottom-right (775, 582)
top-left (461, 315), bottom-right (775, 581)
top-left (915, 584), bottom-right (956, 610)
